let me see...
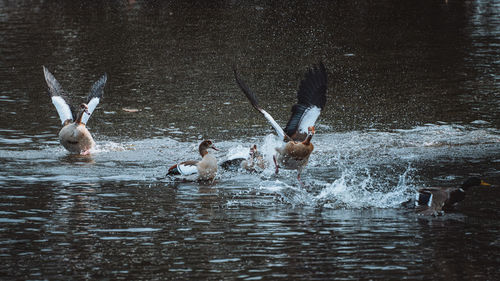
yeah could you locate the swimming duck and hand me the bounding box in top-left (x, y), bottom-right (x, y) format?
top-left (221, 144), bottom-right (266, 172)
top-left (233, 62), bottom-right (327, 182)
top-left (167, 140), bottom-right (219, 181)
top-left (43, 66), bottom-right (107, 155)
top-left (416, 177), bottom-right (492, 216)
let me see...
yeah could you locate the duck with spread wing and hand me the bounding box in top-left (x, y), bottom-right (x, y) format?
top-left (43, 66), bottom-right (107, 155)
top-left (233, 62), bottom-right (327, 183)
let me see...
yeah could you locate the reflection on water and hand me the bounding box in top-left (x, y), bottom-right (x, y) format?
top-left (0, 0), bottom-right (499, 280)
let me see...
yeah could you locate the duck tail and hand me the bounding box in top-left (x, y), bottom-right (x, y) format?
top-left (167, 164), bottom-right (181, 176)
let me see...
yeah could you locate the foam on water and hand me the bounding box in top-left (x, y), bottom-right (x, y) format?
top-left (0, 123), bottom-right (498, 208)
top-left (219, 123), bottom-right (499, 209)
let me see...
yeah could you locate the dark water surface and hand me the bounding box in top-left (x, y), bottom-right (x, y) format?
top-left (1, 0), bottom-right (500, 280)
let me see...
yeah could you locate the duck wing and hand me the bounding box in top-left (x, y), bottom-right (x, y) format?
top-left (233, 67), bottom-right (287, 141)
top-left (416, 187), bottom-right (449, 215)
top-left (81, 73), bottom-right (107, 125)
top-left (284, 62), bottom-right (327, 141)
top-left (43, 66), bottom-right (75, 124)
top-left (167, 160), bottom-right (199, 176)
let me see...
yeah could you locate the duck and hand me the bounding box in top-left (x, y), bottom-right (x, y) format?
top-left (220, 144), bottom-right (266, 172)
top-left (167, 140), bottom-right (219, 181)
top-left (415, 177), bottom-right (492, 216)
top-left (233, 62), bottom-right (327, 183)
top-left (43, 66), bottom-right (107, 155)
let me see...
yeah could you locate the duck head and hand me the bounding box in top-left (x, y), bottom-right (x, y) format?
top-left (76, 103), bottom-right (90, 124)
top-left (302, 126), bottom-right (315, 145)
top-left (249, 144), bottom-right (257, 157)
top-left (199, 140), bottom-right (219, 156)
top-left (461, 177), bottom-right (491, 190)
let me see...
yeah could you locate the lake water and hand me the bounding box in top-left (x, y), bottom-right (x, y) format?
top-left (1, 0), bottom-right (499, 280)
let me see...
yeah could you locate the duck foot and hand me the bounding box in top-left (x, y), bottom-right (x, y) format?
top-left (297, 173), bottom-right (306, 187)
top-left (273, 155), bottom-right (280, 174)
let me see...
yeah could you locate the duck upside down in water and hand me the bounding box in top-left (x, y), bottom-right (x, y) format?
top-left (233, 62), bottom-right (327, 183)
top-left (416, 177), bottom-right (492, 216)
top-left (220, 144), bottom-right (266, 172)
top-left (43, 66), bottom-right (107, 155)
top-left (167, 140), bottom-right (219, 182)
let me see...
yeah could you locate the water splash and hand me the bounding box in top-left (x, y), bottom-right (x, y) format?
top-left (221, 123), bottom-right (500, 209)
top-left (253, 164), bottom-right (416, 209)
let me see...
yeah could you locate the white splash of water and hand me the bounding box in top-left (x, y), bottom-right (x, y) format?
top-left (315, 164), bottom-right (416, 209)
top-left (92, 141), bottom-right (130, 153)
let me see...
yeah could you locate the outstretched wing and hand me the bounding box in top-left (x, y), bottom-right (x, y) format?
top-left (284, 62), bottom-right (327, 141)
top-left (43, 66), bottom-right (75, 124)
top-left (81, 73), bottom-right (107, 125)
top-left (233, 67), bottom-right (287, 141)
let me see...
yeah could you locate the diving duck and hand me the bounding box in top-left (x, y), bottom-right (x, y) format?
top-left (233, 62), bottom-right (327, 182)
top-left (221, 144), bottom-right (266, 172)
top-left (416, 177), bottom-right (492, 216)
top-left (43, 66), bottom-right (107, 155)
top-left (167, 140), bottom-right (219, 181)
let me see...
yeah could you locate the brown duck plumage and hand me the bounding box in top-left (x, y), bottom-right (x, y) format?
top-left (167, 140), bottom-right (219, 181)
top-left (416, 177), bottom-right (492, 216)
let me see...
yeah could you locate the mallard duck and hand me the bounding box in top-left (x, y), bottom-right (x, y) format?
top-left (43, 66), bottom-right (107, 155)
top-left (167, 140), bottom-right (219, 181)
top-left (416, 177), bottom-right (492, 216)
top-left (233, 62), bottom-right (327, 183)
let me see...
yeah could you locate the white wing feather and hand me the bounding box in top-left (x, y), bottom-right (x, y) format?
top-left (81, 73), bottom-right (107, 124)
top-left (259, 109), bottom-right (285, 140)
top-left (297, 106), bottom-right (321, 134)
top-left (81, 97), bottom-right (100, 125)
top-left (51, 96), bottom-right (73, 125)
top-left (177, 164), bottom-right (199, 176)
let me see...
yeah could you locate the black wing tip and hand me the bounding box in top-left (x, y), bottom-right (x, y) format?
top-left (296, 61), bottom-right (328, 109)
top-left (233, 65), bottom-right (260, 110)
top-left (42, 65), bottom-right (51, 74)
top-left (96, 72), bottom-right (108, 86)
top-left (88, 72), bottom-right (108, 100)
top-left (100, 73), bottom-right (108, 84)
top-left (42, 65), bottom-right (64, 99)
top-left (42, 65), bottom-right (53, 82)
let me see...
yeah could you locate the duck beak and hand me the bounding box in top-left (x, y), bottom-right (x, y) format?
top-left (308, 126), bottom-right (315, 135)
top-left (480, 180), bottom-right (491, 187)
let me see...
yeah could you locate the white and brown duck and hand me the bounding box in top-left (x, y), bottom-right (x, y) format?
top-left (167, 140), bottom-right (219, 181)
top-left (415, 177), bottom-right (492, 216)
top-left (43, 66), bottom-right (107, 155)
top-left (233, 62), bottom-right (327, 183)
